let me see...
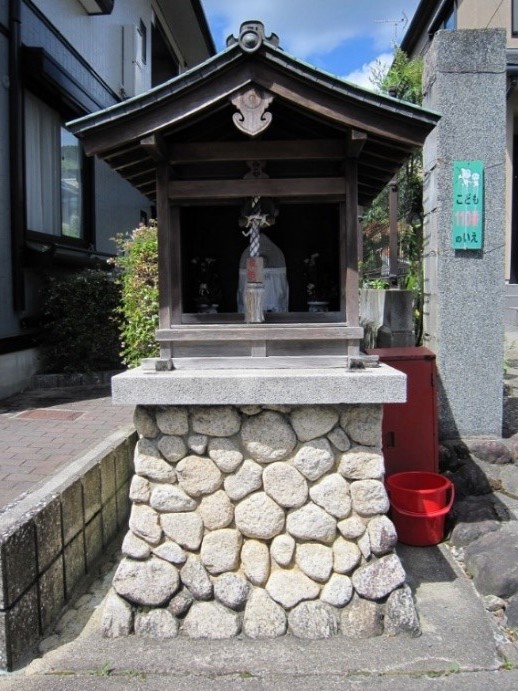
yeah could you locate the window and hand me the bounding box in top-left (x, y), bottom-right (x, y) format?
top-left (151, 17), bottom-right (180, 87)
top-left (429, 1), bottom-right (456, 36)
top-left (61, 129), bottom-right (84, 239)
top-left (514, 0), bottom-right (518, 35)
top-left (24, 91), bottom-right (85, 239)
top-left (137, 19), bottom-right (147, 66)
top-left (443, 5), bottom-right (456, 31)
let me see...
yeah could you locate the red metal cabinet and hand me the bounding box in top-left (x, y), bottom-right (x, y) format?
top-left (367, 347), bottom-right (438, 476)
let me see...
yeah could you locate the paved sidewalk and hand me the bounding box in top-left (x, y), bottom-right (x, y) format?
top-left (0, 543), bottom-right (512, 690)
top-left (0, 385), bottom-right (133, 510)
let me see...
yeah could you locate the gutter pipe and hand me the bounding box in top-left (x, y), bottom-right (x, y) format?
top-left (9, 0), bottom-right (25, 310)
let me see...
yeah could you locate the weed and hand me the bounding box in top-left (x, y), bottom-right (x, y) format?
top-left (448, 661), bottom-right (460, 674)
top-left (97, 661), bottom-right (113, 677)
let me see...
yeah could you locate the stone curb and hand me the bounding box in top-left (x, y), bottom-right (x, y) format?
top-left (30, 372), bottom-right (124, 390)
top-left (0, 426), bottom-right (137, 671)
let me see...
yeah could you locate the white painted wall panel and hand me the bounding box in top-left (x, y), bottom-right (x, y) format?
top-left (94, 159), bottom-right (152, 255)
top-left (0, 349), bottom-right (40, 399)
top-left (30, 0), bottom-right (153, 96)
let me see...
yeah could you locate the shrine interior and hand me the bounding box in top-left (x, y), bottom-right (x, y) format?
top-left (180, 203), bottom-right (340, 316)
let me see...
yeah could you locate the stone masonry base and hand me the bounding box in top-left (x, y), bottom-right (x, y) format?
top-left (103, 404), bottom-right (419, 640)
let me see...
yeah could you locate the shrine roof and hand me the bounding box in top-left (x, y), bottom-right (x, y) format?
top-left (68, 21), bottom-right (440, 206)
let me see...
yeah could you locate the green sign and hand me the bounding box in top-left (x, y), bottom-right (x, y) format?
top-left (452, 160), bottom-right (484, 250)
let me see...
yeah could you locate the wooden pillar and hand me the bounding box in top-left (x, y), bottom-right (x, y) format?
top-left (357, 213), bottom-right (364, 283)
top-left (156, 162), bottom-right (176, 361)
top-left (389, 178), bottom-right (398, 283)
top-left (343, 157), bottom-right (359, 327)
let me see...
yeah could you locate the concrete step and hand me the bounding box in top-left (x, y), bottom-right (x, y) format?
top-left (506, 283), bottom-right (518, 313)
top-left (504, 305), bottom-right (518, 327)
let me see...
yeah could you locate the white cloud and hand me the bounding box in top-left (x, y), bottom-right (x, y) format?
top-left (344, 52), bottom-right (393, 90)
top-left (202, 0), bottom-right (419, 59)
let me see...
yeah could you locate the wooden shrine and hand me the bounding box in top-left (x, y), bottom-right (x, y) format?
top-left (69, 21), bottom-right (438, 370)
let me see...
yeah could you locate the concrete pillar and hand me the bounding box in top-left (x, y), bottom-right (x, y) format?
top-left (422, 29), bottom-right (506, 438)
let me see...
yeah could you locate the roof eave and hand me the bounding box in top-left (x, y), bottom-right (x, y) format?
top-left (68, 40), bottom-right (439, 152)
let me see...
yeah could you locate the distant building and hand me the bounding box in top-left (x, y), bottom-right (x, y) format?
top-left (400, 0), bottom-right (518, 321)
top-left (0, 0), bottom-right (214, 397)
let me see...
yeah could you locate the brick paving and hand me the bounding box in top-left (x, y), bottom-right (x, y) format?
top-left (0, 385), bottom-right (134, 511)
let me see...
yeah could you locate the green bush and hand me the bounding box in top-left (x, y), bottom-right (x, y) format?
top-left (112, 221), bottom-right (159, 367)
top-left (40, 269), bottom-right (122, 373)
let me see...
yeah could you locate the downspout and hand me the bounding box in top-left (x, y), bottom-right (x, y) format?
top-left (9, 0), bottom-right (25, 310)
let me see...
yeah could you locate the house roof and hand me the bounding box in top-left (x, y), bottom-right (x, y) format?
top-left (68, 22), bottom-right (440, 206)
top-left (400, 0), bottom-right (452, 56)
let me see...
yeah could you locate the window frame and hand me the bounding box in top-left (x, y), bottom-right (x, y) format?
top-left (21, 48), bottom-right (95, 250)
top-left (428, 0), bottom-right (457, 37)
top-left (23, 88), bottom-right (94, 248)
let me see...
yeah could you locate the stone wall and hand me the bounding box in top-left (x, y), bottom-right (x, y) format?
top-left (104, 404), bottom-right (419, 640)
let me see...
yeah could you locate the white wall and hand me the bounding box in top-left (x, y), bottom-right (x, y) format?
top-left (0, 349), bottom-right (40, 399)
top-left (458, 0), bottom-right (518, 48)
top-left (95, 159), bottom-right (152, 255)
top-left (31, 0), bottom-right (153, 97)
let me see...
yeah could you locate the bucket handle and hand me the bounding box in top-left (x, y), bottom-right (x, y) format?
top-left (391, 481), bottom-right (455, 519)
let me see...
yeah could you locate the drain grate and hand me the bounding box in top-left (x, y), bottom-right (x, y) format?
top-left (15, 409), bottom-right (85, 421)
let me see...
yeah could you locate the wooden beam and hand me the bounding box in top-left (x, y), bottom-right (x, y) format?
top-left (108, 152), bottom-right (150, 172)
top-left (80, 63), bottom-right (254, 157)
top-left (253, 63), bottom-right (432, 148)
top-left (357, 165), bottom-right (394, 183)
top-left (156, 324), bottom-right (363, 342)
top-left (168, 177), bottom-right (346, 201)
top-left (170, 139), bottom-right (346, 164)
top-left (171, 355), bottom-right (351, 369)
top-left (346, 130), bottom-right (367, 158)
top-left (136, 181), bottom-right (156, 196)
top-left (104, 143), bottom-right (142, 162)
top-left (124, 165), bottom-right (156, 182)
top-left (140, 133), bottom-right (169, 162)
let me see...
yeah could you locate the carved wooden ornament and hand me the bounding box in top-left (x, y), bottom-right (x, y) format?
top-left (230, 87), bottom-right (274, 137)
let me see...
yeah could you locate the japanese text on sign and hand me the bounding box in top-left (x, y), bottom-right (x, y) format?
top-left (452, 161), bottom-right (484, 250)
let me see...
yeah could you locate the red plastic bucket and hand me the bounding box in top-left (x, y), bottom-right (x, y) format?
top-left (390, 499), bottom-right (454, 546)
top-left (386, 472), bottom-right (455, 546)
top-left (386, 471), bottom-right (452, 513)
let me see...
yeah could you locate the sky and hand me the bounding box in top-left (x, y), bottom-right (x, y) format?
top-left (200, 0), bottom-right (420, 90)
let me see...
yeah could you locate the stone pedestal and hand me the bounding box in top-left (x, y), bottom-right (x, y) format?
top-left (104, 367), bottom-right (420, 640)
top-left (360, 288), bottom-right (415, 349)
